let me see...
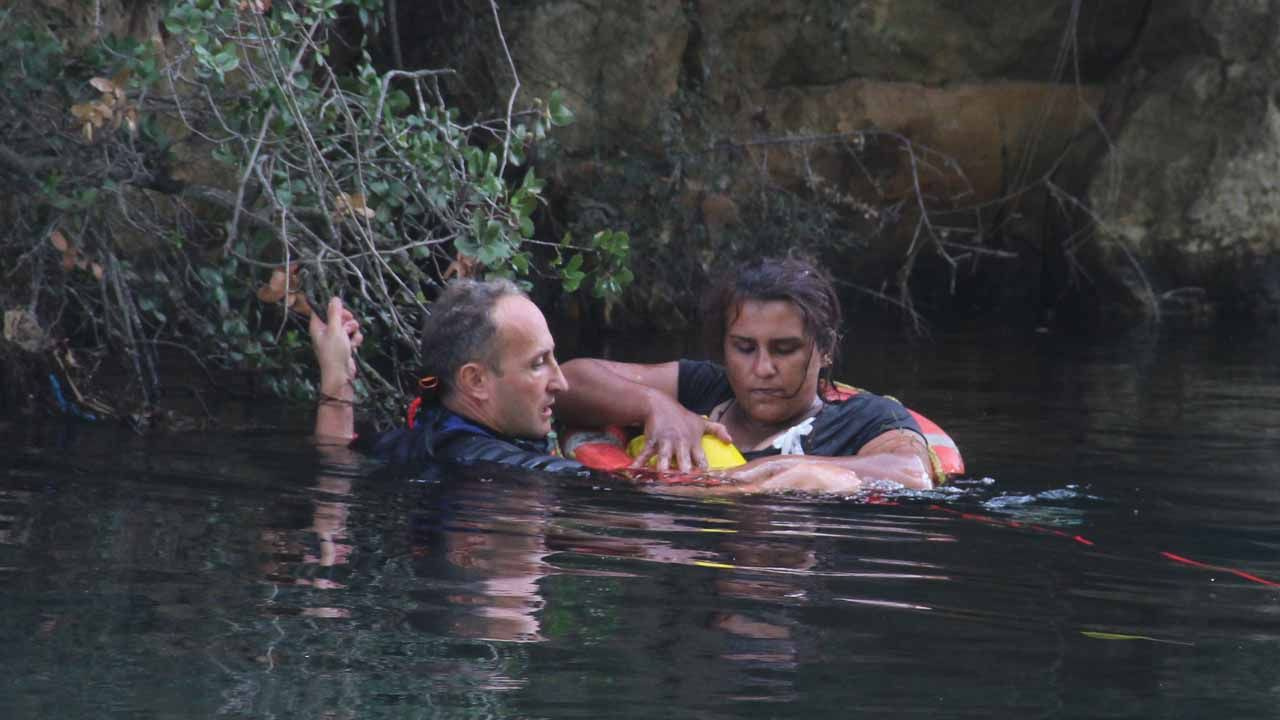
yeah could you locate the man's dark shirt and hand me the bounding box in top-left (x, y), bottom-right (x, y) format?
top-left (354, 405), bottom-right (586, 474)
top-left (677, 360), bottom-right (922, 461)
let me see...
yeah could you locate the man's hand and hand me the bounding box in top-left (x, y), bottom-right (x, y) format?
top-left (309, 297), bottom-right (363, 401)
top-left (629, 390), bottom-right (733, 472)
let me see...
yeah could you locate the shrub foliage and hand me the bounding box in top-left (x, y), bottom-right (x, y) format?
top-left (0, 0), bottom-right (629, 425)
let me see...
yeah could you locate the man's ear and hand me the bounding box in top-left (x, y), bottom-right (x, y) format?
top-left (455, 362), bottom-right (492, 401)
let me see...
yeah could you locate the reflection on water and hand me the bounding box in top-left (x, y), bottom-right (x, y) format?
top-left (405, 472), bottom-right (553, 644)
top-left (2, 328), bottom-right (1280, 718)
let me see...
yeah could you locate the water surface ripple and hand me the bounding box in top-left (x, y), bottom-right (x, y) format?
top-left (2, 329), bottom-right (1279, 718)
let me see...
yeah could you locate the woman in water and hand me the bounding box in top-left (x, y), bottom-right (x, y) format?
top-left (556, 256), bottom-right (935, 492)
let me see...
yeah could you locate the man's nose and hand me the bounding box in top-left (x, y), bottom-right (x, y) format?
top-left (548, 357), bottom-right (569, 393)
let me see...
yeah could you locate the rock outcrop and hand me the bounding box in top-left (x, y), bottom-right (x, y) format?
top-left (1085, 0), bottom-right (1280, 322)
top-left (26, 0), bottom-right (1280, 326)
top-left (474, 0), bottom-right (1173, 326)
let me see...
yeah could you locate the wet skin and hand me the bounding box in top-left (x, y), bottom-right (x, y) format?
top-left (481, 295), bottom-right (569, 439)
top-left (719, 299), bottom-right (826, 449)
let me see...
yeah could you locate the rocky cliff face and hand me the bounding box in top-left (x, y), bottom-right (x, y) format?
top-left (454, 0), bottom-right (1280, 327)
top-left (459, 0), bottom-right (1156, 327)
top-left (1085, 0), bottom-right (1280, 322)
top-left (29, 0), bottom-right (1280, 327)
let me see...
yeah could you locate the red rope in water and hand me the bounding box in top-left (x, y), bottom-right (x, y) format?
top-left (927, 504), bottom-right (1279, 589)
top-left (1159, 551), bottom-right (1280, 588)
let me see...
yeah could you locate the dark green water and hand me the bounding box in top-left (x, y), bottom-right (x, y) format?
top-left (2, 327), bottom-right (1279, 719)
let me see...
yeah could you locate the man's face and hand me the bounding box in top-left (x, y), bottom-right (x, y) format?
top-left (483, 295), bottom-right (568, 438)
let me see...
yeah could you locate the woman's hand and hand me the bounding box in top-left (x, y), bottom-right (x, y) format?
top-left (724, 458), bottom-right (863, 495)
top-left (720, 454), bottom-right (802, 480)
top-left (629, 390), bottom-right (733, 472)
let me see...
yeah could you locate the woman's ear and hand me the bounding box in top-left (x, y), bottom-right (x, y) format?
top-left (822, 331), bottom-right (840, 365)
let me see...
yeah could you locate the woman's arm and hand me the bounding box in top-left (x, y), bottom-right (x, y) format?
top-left (558, 359), bottom-right (731, 471)
top-left (654, 461), bottom-right (865, 497)
top-left (725, 429), bottom-right (934, 490)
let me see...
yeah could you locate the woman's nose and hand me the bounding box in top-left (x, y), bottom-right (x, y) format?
top-left (753, 351), bottom-right (777, 377)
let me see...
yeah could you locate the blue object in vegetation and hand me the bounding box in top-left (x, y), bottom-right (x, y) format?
top-left (49, 373), bottom-right (97, 421)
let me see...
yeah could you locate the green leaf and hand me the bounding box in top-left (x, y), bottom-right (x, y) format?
top-left (476, 238), bottom-right (513, 266)
top-left (386, 89), bottom-right (410, 115)
top-left (548, 89), bottom-right (575, 126)
top-left (592, 276), bottom-right (618, 299)
top-left (561, 270), bottom-right (584, 293)
top-left (560, 252), bottom-right (586, 293)
top-left (464, 147), bottom-right (483, 176)
top-left (481, 218), bottom-right (504, 245)
top-left (455, 233), bottom-right (480, 259)
top-left (479, 175), bottom-right (504, 198)
top-left (213, 46), bottom-right (239, 74)
top-left (510, 188), bottom-right (536, 218)
top-left (520, 168), bottom-right (544, 193)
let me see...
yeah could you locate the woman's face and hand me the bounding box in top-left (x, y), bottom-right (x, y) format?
top-left (722, 299), bottom-right (825, 426)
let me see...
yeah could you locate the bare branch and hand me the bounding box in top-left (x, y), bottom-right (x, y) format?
top-left (489, 0), bottom-right (520, 176)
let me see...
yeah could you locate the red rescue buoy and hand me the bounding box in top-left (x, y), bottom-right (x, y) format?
top-left (561, 380), bottom-right (964, 482)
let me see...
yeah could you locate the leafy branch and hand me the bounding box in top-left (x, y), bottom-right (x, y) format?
top-left (0, 1), bottom-right (631, 426)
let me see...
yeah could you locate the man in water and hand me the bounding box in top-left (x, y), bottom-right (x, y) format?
top-left (311, 278), bottom-right (585, 472)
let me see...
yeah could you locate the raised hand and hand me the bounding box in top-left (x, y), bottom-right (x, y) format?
top-left (308, 297), bottom-right (363, 402)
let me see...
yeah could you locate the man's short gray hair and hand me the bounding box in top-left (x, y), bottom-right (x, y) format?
top-left (420, 278), bottom-right (526, 398)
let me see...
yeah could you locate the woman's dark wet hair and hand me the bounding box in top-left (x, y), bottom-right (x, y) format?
top-left (419, 278), bottom-right (525, 402)
top-left (700, 255), bottom-right (843, 374)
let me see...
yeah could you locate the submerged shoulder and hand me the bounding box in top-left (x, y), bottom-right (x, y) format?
top-left (442, 433), bottom-right (587, 475)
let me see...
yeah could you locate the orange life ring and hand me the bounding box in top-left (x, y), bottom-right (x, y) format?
top-left (561, 382), bottom-right (964, 483)
top-left (559, 425), bottom-right (633, 471)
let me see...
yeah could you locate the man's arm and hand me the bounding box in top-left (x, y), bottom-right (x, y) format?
top-left (558, 359), bottom-right (731, 471)
top-left (557, 359), bottom-right (678, 427)
top-left (725, 429), bottom-right (935, 490)
top-left (309, 298), bottom-right (363, 441)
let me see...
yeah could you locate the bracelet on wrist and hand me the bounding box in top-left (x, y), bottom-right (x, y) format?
top-left (318, 392), bottom-right (355, 406)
